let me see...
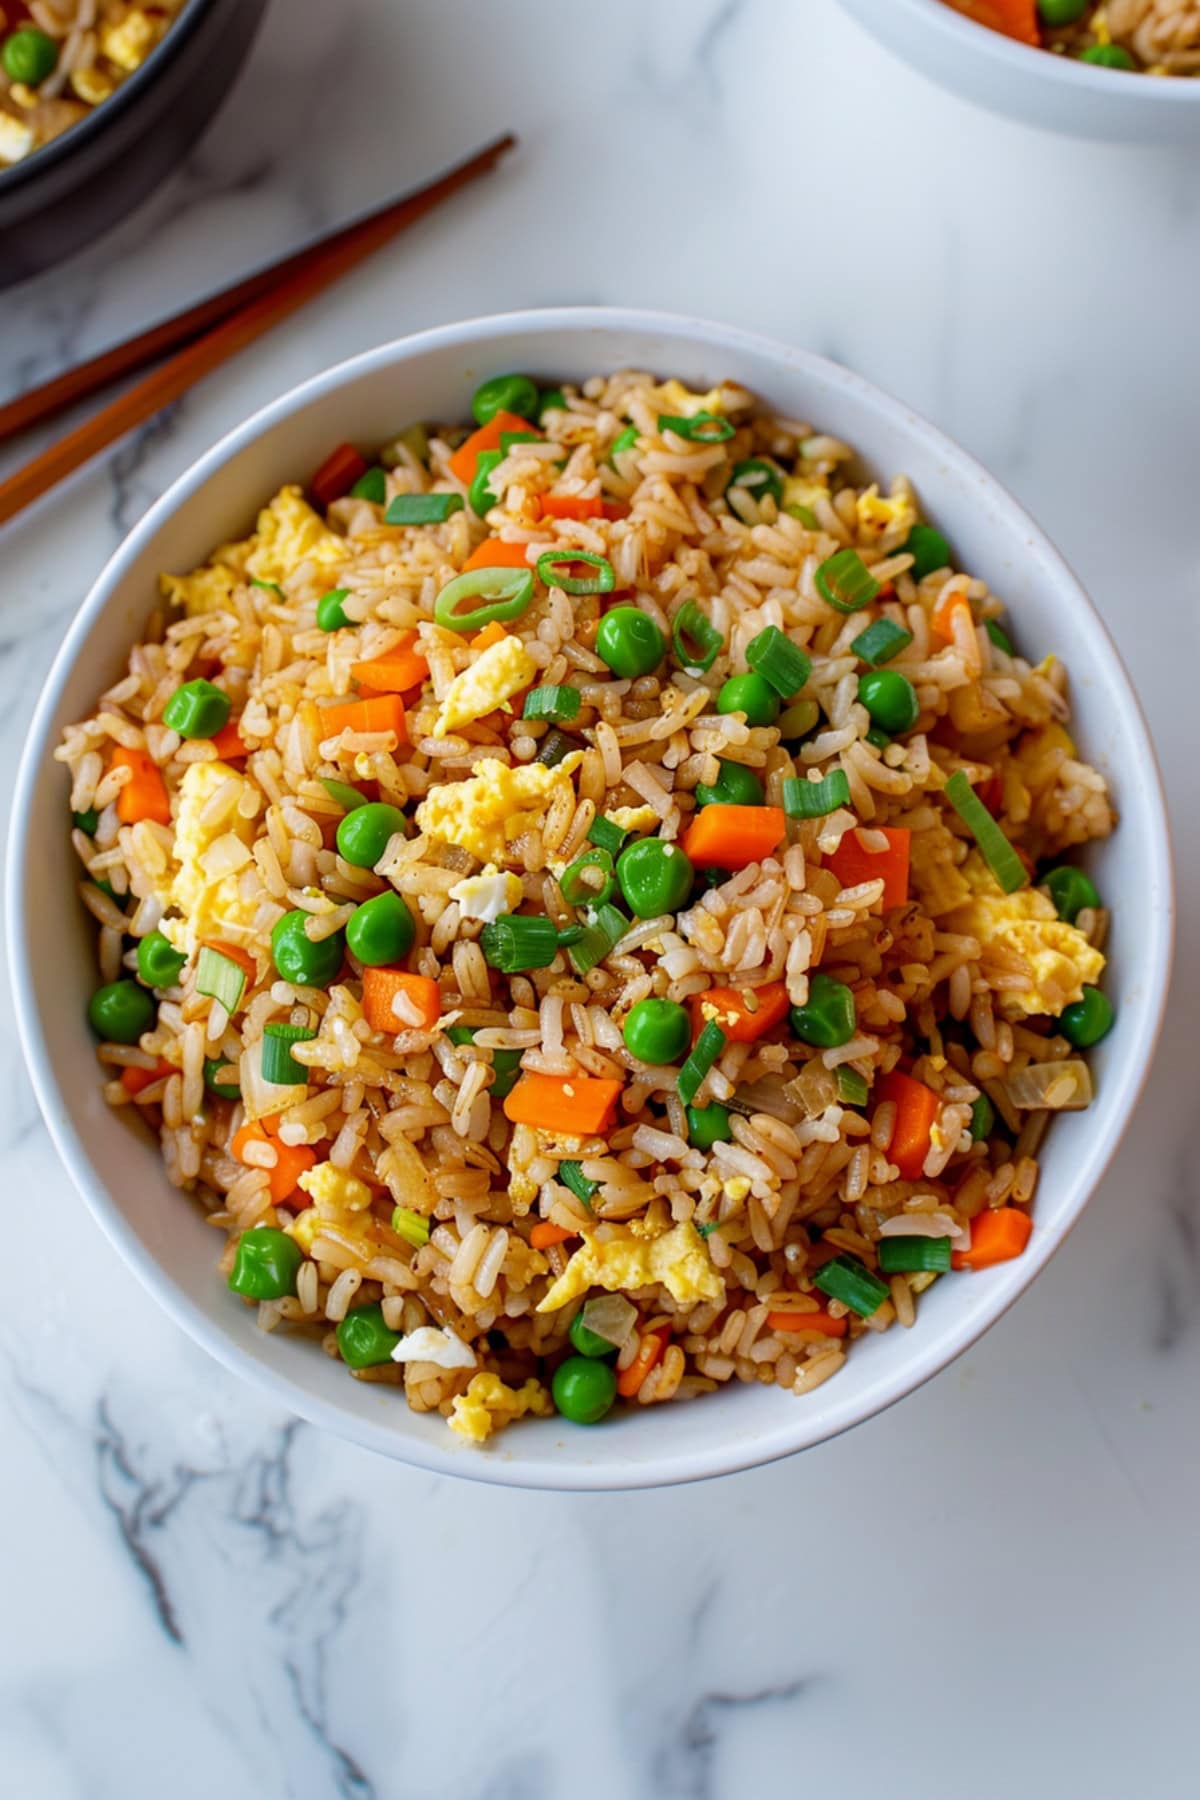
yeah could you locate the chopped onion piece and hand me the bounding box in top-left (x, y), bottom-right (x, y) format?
top-left (726, 1073), bottom-right (804, 1124)
top-left (580, 1294), bottom-right (638, 1349)
top-left (238, 1041), bottom-right (306, 1123)
top-left (877, 1210), bottom-right (967, 1248)
top-left (1005, 1059), bottom-right (1093, 1111)
top-left (390, 1326), bottom-right (477, 1369)
top-left (785, 1063), bottom-right (840, 1120)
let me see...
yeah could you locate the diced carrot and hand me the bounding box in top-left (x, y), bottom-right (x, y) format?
top-left (351, 633), bottom-right (429, 695)
top-left (311, 442), bottom-right (368, 508)
top-left (461, 538), bottom-right (532, 573)
top-left (209, 719), bottom-right (248, 760)
top-left (529, 1221), bottom-right (577, 1250)
top-left (875, 1069), bottom-right (940, 1181)
top-left (766, 1308), bottom-right (848, 1338)
top-left (361, 967), bottom-right (441, 1034)
top-left (316, 693), bottom-right (408, 748)
top-left (537, 493), bottom-right (604, 521)
top-left (827, 825), bottom-right (910, 910)
top-left (978, 773), bottom-right (1003, 813)
top-left (448, 410), bottom-right (532, 485)
top-left (688, 980), bottom-right (790, 1045)
top-left (120, 1058), bottom-right (175, 1096)
top-left (503, 1073), bottom-right (623, 1137)
top-left (201, 940), bottom-right (256, 986)
top-left (952, 1205), bottom-right (1033, 1270)
top-left (616, 1327), bottom-right (669, 1398)
top-left (931, 589), bottom-right (973, 645)
top-left (942, 0), bottom-right (1039, 45)
top-left (230, 1120), bottom-right (317, 1207)
top-left (680, 804), bottom-right (786, 872)
top-left (602, 500), bottom-right (630, 521)
top-left (469, 620), bottom-right (510, 651)
top-left (111, 745), bottom-right (170, 826)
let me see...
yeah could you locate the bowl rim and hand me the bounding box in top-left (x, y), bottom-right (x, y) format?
top-left (7, 305), bottom-right (1176, 1490)
top-left (844, 0), bottom-right (1200, 99)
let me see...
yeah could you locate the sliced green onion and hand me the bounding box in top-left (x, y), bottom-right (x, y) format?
top-left (446, 1024), bottom-right (477, 1046)
top-left (877, 1236), bottom-right (951, 1275)
top-left (523, 685), bottom-right (581, 724)
top-left (391, 1206), bottom-right (430, 1248)
top-left (560, 847), bottom-right (616, 909)
top-left (746, 626), bottom-right (811, 698)
top-left (587, 815), bottom-right (628, 857)
top-left (813, 1252), bottom-right (889, 1317)
top-left (535, 729), bottom-right (582, 769)
top-left (609, 424), bottom-right (639, 464)
top-left (480, 915), bottom-right (563, 973)
top-left (837, 1067), bottom-right (869, 1106)
top-left (261, 1021), bottom-right (317, 1085)
top-left (785, 502), bottom-right (819, 529)
top-left (196, 945), bottom-right (247, 1014)
top-left (866, 728), bottom-right (891, 751)
top-left (778, 698), bottom-right (820, 742)
top-left (73, 807), bottom-right (100, 836)
top-left (536, 550), bottom-right (614, 595)
top-left (726, 458), bottom-right (783, 505)
top-left (558, 1160), bottom-right (599, 1206)
top-left (657, 411), bottom-right (734, 443)
top-left (382, 422), bottom-right (429, 466)
top-left (985, 618), bottom-right (1014, 656)
top-left (671, 600), bottom-right (724, 673)
top-left (350, 466), bottom-right (387, 504)
top-left (319, 777), bottom-right (369, 812)
top-left (944, 768), bottom-right (1027, 894)
top-left (384, 492), bottom-right (464, 525)
top-left (695, 1220), bottom-right (721, 1238)
top-left (499, 430), bottom-right (543, 455)
top-left (491, 1047), bottom-right (523, 1100)
top-left (815, 549), bottom-right (881, 615)
top-left (969, 1093), bottom-right (995, 1141)
top-left (536, 389), bottom-right (567, 423)
top-left (568, 902), bottom-right (628, 976)
top-left (204, 1058), bottom-right (241, 1100)
top-left (678, 1021), bottom-right (727, 1108)
top-left (851, 618), bottom-right (914, 667)
top-left (434, 566), bottom-right (534, 633)
top-left (250, 577), bottom-right (284, 601)
top-left (783, 770), bottom-right (851, 819)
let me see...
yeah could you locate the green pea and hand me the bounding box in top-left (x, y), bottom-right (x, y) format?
top-left (858, 669), bottom-right (919, 734)
top-left (694, 759), bottom-right (765, 809)
top-left (228, 1226), bottom-right (303, 1301)
top-left (316, 588), bottom-right (351, 631)
top-left (346, 890), bottom-right (415, 965)
top-left (552, 1354), bottom-right (617, 1424)
top-left (536, 388), bottom-right (567, 423)
top-left (2, 26), bottom-right (58, 84)
top-left (336, 802), bottom-right (407, 870)
top-left (622, 996), bottom-right (691, 1065)
top-left (472, 374), bottom-right (539, 426)
top-left (1080, 43), bottom-right (1134, 67)
top-left (72, 807), bottom-right (100, 836)
top-left (716, 673), bottom-right (780, 727)
top-left (204, 1057), bottom-right (241, 1100)
top-left (1042, 865), bottom-right (1101, 925)
top-left (616, 836), bottom-right (694, 918)
top-left (904, 523), bottom-right (952, 581)
top-left (778, 698), bottom-right (820, 742)
top-left (969, 1093), bottom-right (995, 1141)
top-left (569, 1311), bottom-right (618, 1358)
top-left (1060, 986), bottom-right (1114, 1049)
top-left (270, 910), bottom-right (345, 988)
top-left (162, 678), bottom-right (231, 740)
top-left (336, 1301), bottom-right (402, 1368)
top-left (136, 930), bottom-right (187, 990)
top-left (595, 606), bottom-right (665, 679)
top-left (790, 972), bottom-right (856, 1048)
top-left (686, 1102), bottom-right (733, 1150)
top-left (469, 448), bottom-right (504, 517)
top-left (88, 979), bottom-right (155, 1044)
top-left (866, 727), bottom-right (891, 751)
top-left (349, 466), bottom-right (387, 504)
top-left (1038, 0), bottom-right (1087, 18)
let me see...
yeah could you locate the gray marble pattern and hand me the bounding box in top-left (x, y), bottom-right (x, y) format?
top-left (1, 1), bottom-right (1196, 1795)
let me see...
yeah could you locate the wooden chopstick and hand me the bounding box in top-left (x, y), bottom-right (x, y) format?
top-left (0, 131), bottom-right (516, 530)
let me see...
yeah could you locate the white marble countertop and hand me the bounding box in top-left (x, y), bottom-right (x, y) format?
top-left (1, 2), bottom-right (1197, 1795)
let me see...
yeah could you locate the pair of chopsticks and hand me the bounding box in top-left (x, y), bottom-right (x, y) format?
top-left (0, 131), bottom-right (517, 530)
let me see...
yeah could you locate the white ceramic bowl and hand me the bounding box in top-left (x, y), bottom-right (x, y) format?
top-left (8, 308), bottom-right (1173, 1490)
top-left (837, 0), bottom-right (1200, 142)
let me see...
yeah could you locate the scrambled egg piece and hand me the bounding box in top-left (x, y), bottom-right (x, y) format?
top-left (243, 487), bottom-right (346, 584)
top-left (449, 865), bottom-right (524, 922)
top-left (162, 761), bottom-right (259, 953)
top-left (448, 1373), bottom-right (553, 1443)
top-left (607, 804), bottom-right (660, 835)
top-left (1012, 722), bottom-right (1075, 791)
top-left (390, 1327), bottom-right (477, 1370)
top-left (159, 562), bottom-right (238, 618)
top-left (101, 8), bottom-right (161, 70)
top-left (297, 1162), bottom-right (372, 1212)
top-left (415, 756), bottom-right (581, 865)
top-left (782, 475), bottom-right (828, 516)
top-left (433, 635), bottom-right (537, 738)
top-left (655, 379), bottom-right (728, 418)
top-left (856, 484), bottom-right (916, 538)
top-left (0, 114), bottom-right (35, 164)
top-left (537, 1221), bottom-right (723, 1313)
top-left (947, 854), bottom-right (1104, 1016)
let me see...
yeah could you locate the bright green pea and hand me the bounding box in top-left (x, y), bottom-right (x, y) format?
top-left (686, 1102), bottom-right (733, 1150)
top-left (136, 930), bottom-right (187, 990)
top-left (88, 979), bottom-right (155, 1044)
top-left (1038, 0), bottom-right (1087, 18)
top-left (569, 1312), bottom-right (617, 1358)
top-left (716, 672), bottom-right (780, 727)
top-left (595, 606), bottom-right (665, 679)
top-left (346, 890), bottom-right (415, 965)
top-left (1043, 865), bottom-right (1101, 925)
top-left (536, 388), bottom-right (567, 423)
top-left (316, 589), bottom-right (351, 631)
top-left (270, 911), bottom-right (345, 988)
top-left (1080, 43), bottom-right (1134, 67)
top-left (162, 678), bottom-right (231, 740)
top-left (616, 836), bottom-right (694, 918)
top-left (228, 1227), bottom-right (303, 1301)
top-left (336, 802), bottom-right (407, 870)
top-left (472, 374), bottom-right (539, 426)
top-left (622, 996), bottom-right (691, 1065)
top-left (790, 972), bottom-right (856, 1048)
top-left (904, 523), bottom-right (952, 581)
top-left (858, 669), bottom-right (919, 734)
top-left (204, 1057), bottom-right (241, 1100)
top-left (336, 1301), bottom-right (402, 1368)
top-left (469, 448), bottom-right (504, 517)
top-left (1060, 986), bottom-right (1114, 1049)
top-left (72, 807), bottom-right (100, 836)
top-left (694, 759), bottom-right (765, 809)
top-left (552, 1354), bottom-right (617, 1424)
top-left (2, 26), bottom-right (58, 84)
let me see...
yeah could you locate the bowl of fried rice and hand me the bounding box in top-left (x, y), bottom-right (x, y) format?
top-left (8, 309), bottom-right (1173, 1488)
